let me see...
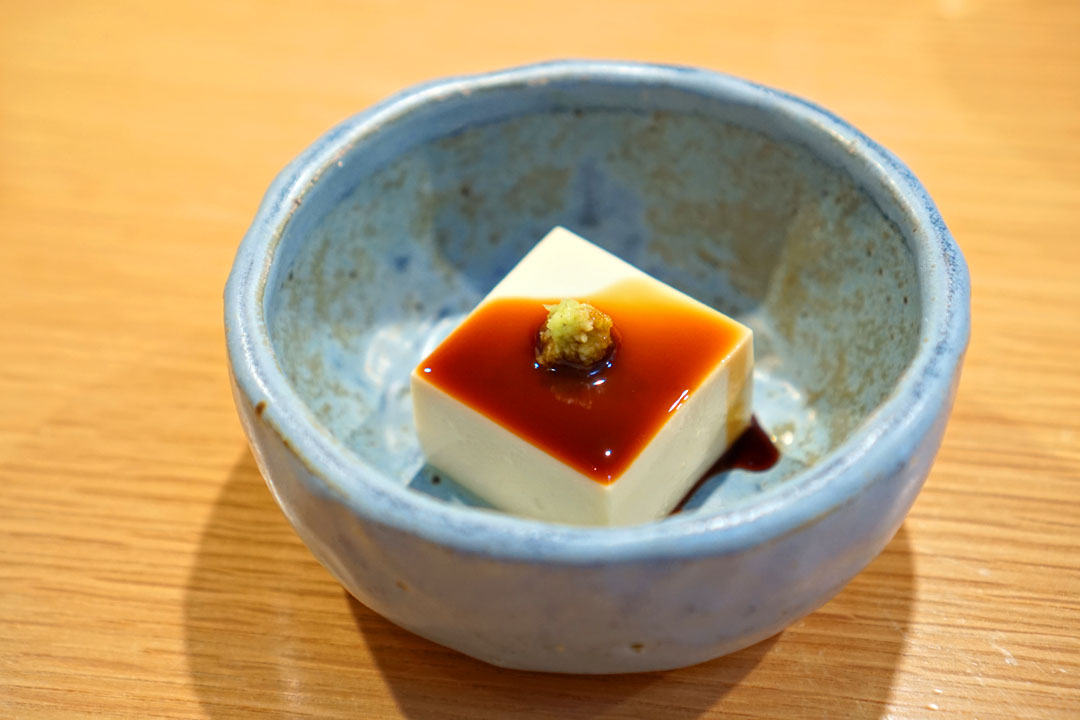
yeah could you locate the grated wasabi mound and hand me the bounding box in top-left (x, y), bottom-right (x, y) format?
top-left (535, 298), bottom-right (614, 369)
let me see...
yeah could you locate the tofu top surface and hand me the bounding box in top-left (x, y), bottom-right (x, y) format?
top-left (414, 228), bottom-right (752, 484)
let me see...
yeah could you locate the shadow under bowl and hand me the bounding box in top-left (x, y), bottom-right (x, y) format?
top-left (225, 61), bottom-right (969, 673)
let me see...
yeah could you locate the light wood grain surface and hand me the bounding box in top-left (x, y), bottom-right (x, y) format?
top-left (2, 1), bottom-right (1078, 718)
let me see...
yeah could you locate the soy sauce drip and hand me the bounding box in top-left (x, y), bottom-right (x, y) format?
top-left (672, 417), bottom-right (779, 514)
top-left (714, 417), bottom-right (780, 472)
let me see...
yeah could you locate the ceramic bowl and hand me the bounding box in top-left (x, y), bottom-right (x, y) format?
top-left (225, 61), bottom-right (969, 673)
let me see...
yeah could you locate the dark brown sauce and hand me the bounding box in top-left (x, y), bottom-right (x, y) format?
top-left (418, 278), bottom-right (746, 484)
top-left (672, 417), bottom-right (779, 513)
top-left (710, 416), bottom-right (780, 472)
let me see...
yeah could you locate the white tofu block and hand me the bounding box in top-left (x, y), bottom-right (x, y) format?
top-left (411, 227), bottom-right (753, 526)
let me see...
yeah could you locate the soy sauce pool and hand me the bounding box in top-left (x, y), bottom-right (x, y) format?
top-left (417, 278), bottom-right (746, 484)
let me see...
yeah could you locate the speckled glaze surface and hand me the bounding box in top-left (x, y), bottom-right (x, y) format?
top-left (225, 61), bottom-right (970, 673)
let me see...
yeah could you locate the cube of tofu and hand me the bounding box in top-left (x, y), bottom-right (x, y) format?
top-left (411, 227), bottom-right (753, 526)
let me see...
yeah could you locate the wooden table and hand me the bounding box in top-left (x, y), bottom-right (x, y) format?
top-left (3, 2), bottom-right (1078, 717)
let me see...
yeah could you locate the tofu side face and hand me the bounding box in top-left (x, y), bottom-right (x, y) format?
top-left (411, 227), bottom-right (753, 526)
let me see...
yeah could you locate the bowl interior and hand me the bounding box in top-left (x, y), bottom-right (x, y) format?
top-left (265, 78), bottom-right (921, 520)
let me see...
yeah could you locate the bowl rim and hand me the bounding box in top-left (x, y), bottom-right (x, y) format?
top-left (225, 60), bottom-right (970, 563)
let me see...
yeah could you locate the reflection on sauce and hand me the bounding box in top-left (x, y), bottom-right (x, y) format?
top-left (418, 278), bottom-right (745, 484)
top-left (672, 417), bottom-right (780, 513)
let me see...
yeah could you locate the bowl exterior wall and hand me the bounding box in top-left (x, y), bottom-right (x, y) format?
top-left (232, 368), bottom-right (958, 672)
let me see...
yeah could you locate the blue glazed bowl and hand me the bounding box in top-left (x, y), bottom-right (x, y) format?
top-left (225, 61), bottom-right (969, 673)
